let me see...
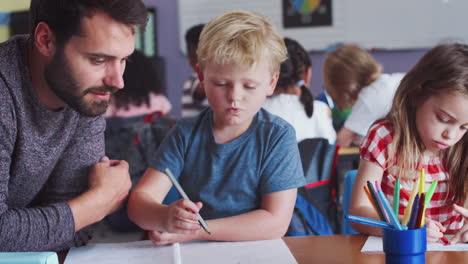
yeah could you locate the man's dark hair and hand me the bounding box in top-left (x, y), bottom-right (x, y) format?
top-left (29, 0), bottom-right (148, 46)
top-left (184, 24), bottom-right (205, 62)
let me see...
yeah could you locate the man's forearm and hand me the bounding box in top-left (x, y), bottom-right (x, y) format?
top-left (68, 189), bottom-right (109, 232)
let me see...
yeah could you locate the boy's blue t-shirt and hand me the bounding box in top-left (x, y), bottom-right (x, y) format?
top-left (150, 108), bottom-right (305, 220)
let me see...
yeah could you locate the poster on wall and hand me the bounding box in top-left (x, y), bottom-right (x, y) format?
top-left (283, 0), bottom-right (332, 28)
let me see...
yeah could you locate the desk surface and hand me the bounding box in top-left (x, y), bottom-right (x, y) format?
top-left (338, 146), bottom-right (359, 155)
top-left (284, 234), bottom-right (468, 264)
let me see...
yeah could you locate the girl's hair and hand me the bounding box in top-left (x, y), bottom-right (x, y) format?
top-left (323, 44), bottom-right (382, 110)
top-left (276, 38), bottom-right (314, 117)
top-left (113, 50), bottom-right (163, 110)
top-left (197, 10), bottom-right (287, 75)
top-left (385, 43), bottom-right (468, 204)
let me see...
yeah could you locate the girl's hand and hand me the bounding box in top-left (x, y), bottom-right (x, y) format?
top-left (449, 204), bottom-right (468, 244)
top-left (165, 199), bottom-right (202, 234)
top-left (148, 230), bottom-right (196, 246)
top-left (425, 218), bottom-right (446, 242)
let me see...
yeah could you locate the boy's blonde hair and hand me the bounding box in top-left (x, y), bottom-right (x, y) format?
top-left (385, 43), bottom-right (468, 204)
top-left (197, 10), bottom-right (287, 75)
top-left (323, 44), bottom-right (382, 110)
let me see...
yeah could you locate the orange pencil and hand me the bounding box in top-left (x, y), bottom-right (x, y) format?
top-left (363, 185), bottom-right (379, 214)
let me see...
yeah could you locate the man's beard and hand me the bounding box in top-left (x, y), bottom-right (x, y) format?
top-left (44, 49), bottom-right (118, 117)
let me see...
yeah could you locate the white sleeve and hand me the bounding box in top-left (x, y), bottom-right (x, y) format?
top-left (344, 91), bottom-right (379, 136)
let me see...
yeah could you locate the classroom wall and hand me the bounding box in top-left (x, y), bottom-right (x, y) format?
top-left (144, 0), bottom-right (429, 117)
top-left (0, 0), bottom-right (30, 42)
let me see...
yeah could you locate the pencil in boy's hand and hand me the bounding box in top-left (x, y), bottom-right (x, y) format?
top-left (164, 168), bottom-right (212, 235)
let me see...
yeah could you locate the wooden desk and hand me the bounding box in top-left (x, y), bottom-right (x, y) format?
top-left (284, 235), bottom-right (468, 264)
top-left (59, 235), bottom-right (467, 263)
top-left (338, 147), bottom-right (359, 156)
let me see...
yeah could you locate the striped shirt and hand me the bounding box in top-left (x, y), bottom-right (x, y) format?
top-left (360, 120), bottom-right (463, 231)
top-left (181, 73), bottom-right (209, 118)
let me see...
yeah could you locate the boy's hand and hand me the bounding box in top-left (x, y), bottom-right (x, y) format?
top-left (165, 199), bottom-right (202, 234)
top-left (449, 204), bottom-right (468, 244)
top-left (425, 218), bottom-right (446, 242)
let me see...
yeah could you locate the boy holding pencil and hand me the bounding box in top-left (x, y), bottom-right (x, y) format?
top-left (127, 10), bottom-right (306, 245)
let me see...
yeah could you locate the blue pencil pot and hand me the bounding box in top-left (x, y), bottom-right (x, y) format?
top-left (383, 226), bottom-right (426, 264)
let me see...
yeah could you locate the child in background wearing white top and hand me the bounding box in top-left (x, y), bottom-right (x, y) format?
top-left (263, 38), bottom-right (336, 144)
top-left (323, 44), bottom-right (404, 147)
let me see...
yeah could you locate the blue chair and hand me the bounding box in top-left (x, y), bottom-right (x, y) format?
top-left (341, 170), bottom-right (359, 234)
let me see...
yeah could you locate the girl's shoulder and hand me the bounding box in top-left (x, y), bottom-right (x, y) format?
top-left (368, 119), bottom-right (393, 133)
top-left (359, 120), bottom-right (394, 168)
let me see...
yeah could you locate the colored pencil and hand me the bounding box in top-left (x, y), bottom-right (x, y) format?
top-left (408, 194), bottom-right (420, 229)
top-left (391, 179), bottom-right (410, 200)
top-left (415, 193), bottom-right (426, 228)
top-left (419, 168), bottom-right (425, 194)
top-left (376, 187), bottom-right (404, 230)
top-left (402, 176), bottom-right (421, 226)
top-left (393, 177), bottom-right (400, 215)
top-left (425, 180), bottom-right (438, 207)
top-left (346, 215), bottom-right (407, 230)
top-left (363, 185), bottom-right (379, 215)
top-left (366, 181), bottom-right (389, 222)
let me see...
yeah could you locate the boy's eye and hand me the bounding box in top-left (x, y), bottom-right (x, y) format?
top-left (245, 84), bottom-right (256, 89)
top-left (214, 82), bottom-right (227, 87)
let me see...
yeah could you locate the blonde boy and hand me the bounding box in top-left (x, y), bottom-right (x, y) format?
top-left (128, 11), bottom-right (305, 245)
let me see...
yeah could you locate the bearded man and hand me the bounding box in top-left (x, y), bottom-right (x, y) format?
top-left (0, 0), bottom-right (147, 251)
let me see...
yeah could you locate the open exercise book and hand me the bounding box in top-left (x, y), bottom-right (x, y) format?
top-left (362, 236), bottom-right (468, 252)
top-left (64, 239), bottom-right (297, 264)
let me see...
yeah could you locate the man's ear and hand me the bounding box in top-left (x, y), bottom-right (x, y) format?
top-left (267, 72), bottom-right (279, 96)
top-left (33, 22), bottom-right (56, 57)
top-left (195, 64), bottom-right (204, 89)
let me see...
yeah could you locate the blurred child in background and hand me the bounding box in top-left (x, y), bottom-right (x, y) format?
top-left (323, 44), bottom-right (404, 147)
top-left (181, 24), bottom-right (209, 117)
top-left (263, 37), bottom-right (336, 143)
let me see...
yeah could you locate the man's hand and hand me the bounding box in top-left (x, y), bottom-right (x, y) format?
top-left (69, 156), bottom-right (131, 231)
top-left (88, 156), bottom-right (132, 215)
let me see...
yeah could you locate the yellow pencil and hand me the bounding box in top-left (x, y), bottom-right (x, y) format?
top-left (419, 168), bottom-right (425, 194)
top-left (402, 176), bottom-right (421, 226)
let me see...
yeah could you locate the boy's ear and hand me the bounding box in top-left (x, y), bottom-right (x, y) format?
top-left (266, 72), bottom-right (279, 96)
top-left (195, 64), bottom-right (204, 89)
top-left (34, 22), bottom-right (56, 57)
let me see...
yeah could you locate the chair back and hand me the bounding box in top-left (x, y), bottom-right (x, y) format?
top-left (342, 170), bottom-right (359, 234)
top-left (289, 138), bottom-right (339, 234)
